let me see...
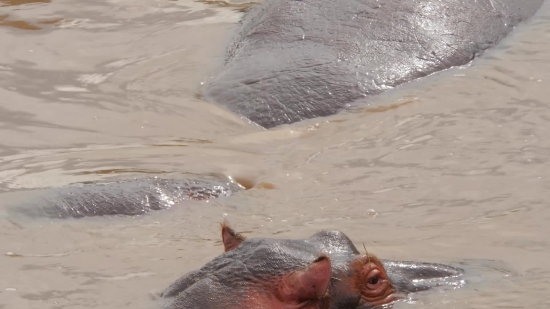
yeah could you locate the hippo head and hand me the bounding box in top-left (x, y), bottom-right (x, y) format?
top-left (161, 223), bottom-right (463, 309)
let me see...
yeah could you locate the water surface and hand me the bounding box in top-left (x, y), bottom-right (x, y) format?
top-left (1, 0), bottom-right (549, 308)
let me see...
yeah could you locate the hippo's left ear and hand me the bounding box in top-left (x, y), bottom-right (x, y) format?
top-left (278, 256), bottom-right (332, 309)
top-left (221, 221), bottom-right (246, 252)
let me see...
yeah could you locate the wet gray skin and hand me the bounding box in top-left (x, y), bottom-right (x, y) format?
top-left (161, 225), bottom-right (463, 309)
top-left (7, 177), bottom-right (241, 219)
top-left (204, 0), bottom-right (544, 128)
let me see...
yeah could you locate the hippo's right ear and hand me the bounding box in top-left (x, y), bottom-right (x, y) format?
top-left (221, 221), bottom-right (246, 252)
top-left (278, 256), bottom-right (332, 309)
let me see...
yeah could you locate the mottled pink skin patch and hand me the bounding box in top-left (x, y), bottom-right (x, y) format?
top-left (279, 257), bottom-right (331, 303)
top-left (242, 257), bottom-right (332, 309)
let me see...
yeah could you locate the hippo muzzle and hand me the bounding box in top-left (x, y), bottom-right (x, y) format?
top-left (381, 260), bottom-right (464, 294)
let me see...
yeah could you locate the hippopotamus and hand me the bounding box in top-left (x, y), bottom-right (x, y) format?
top-left (161, 223), bottom-right (463, 309)
top-left (204, 0), bottom-right (544, 128)
top-left (6, 177), bottom-right (241, 218)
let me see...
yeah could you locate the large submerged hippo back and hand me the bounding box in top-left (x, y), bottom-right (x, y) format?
top-left (205, 0), bottom-right (543, 128)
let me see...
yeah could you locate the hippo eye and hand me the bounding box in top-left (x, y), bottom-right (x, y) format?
top-left (367, 275), bottom-right (379, 285)
top-left (365, 269), bottom-right (382, 290)
top-left (358, 257), bottom-right (396, 307)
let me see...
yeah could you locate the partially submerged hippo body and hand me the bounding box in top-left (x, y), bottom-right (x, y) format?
top-left (162, 224), bottom-right (463, 309)
top-left (8, 177), bottom-right (241, 218)
top-left (205, 0), bottom-right (544, 128)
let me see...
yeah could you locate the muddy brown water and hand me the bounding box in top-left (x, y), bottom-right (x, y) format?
top-left (1, 0), bottom-right (550, 308)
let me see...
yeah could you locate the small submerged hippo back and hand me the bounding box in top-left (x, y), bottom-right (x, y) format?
top-left (8, 177), bottom-right (241, 219)
top-left (162, 224), bottom-right (463, 309)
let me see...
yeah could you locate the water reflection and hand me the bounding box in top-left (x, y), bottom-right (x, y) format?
top-left (0, 0), bottom-right (50, 6)
top-left (0, 14), bottom-right (61, 30)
